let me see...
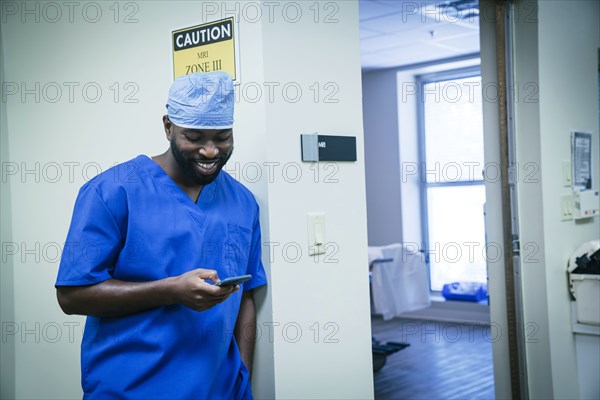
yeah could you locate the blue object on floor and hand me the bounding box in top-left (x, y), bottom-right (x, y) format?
top-left (442, 282), bottom-right (488, 302)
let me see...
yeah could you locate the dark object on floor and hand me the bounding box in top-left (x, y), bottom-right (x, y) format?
top-left (372, 338), bottom-right (410, 372)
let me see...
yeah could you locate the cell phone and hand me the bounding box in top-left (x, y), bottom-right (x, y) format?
top-left (215, 274), bottom-right (252, 287)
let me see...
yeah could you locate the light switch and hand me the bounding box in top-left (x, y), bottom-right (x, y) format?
top-left (560, 193), bottom-right (573, 221)
top-left (307, 212), bottom-right (326, 256)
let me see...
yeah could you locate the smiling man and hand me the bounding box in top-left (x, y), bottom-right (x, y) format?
top-left (55, 72), bottom-right (267, 400)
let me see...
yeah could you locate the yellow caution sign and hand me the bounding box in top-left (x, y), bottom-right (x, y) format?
top-left (172, 18), bottom-right (237, 80)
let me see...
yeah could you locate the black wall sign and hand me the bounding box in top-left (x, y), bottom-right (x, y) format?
top-left (301, 134), bottom-right (357, 162)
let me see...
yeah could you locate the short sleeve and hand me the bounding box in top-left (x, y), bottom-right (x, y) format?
top-left (243, 205), bottom-right (267, 291)
top-left (55, 184), bottom-right (124, 286)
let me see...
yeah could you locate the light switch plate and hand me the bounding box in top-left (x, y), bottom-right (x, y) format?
top-left (560, 193), bottom-right (573, 221)
top-left (307, 212), bottom-right (326, 256)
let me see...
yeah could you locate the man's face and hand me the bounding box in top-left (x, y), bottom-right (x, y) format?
top-left (168, 120), bottom-right (234, 186)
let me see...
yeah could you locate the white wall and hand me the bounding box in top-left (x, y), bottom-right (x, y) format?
top-left (396, 70), bottom-right (422, 247)
top-left (512, 0), bottom-right (600, 398)
top-left (362, 71), bottom-right (404, 246)
top-left (1, 24), bottom-right (16, 400)
top-left (0, 1), bottom-right (373, 398)
top-left (260, 2), bottom-right (373, 398)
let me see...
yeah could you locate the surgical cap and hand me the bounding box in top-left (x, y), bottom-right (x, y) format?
top-left (166, 72), bottom-right (234, 129)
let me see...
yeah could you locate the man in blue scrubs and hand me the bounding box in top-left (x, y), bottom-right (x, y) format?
top-left (56, 72), bottom-right (267, 399)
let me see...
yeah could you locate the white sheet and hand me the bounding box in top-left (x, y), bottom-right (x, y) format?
top-left (370, 243), bottom-right (431, 320)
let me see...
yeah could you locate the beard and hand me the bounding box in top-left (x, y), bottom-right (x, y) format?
top-left (170, 138), bottom-right (233, 186)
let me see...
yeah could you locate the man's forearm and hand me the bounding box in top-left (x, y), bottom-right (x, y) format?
top-left (235, 290), bottom-right (257, 376)
top-left (56, 278), bottom-right (177, 317)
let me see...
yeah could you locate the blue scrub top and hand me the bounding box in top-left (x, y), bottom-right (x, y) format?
top-left (56, 155), bottom-right (267, 400)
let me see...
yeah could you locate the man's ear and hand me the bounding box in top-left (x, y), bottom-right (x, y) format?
top-left (162, 115), bottom-right (173, 140)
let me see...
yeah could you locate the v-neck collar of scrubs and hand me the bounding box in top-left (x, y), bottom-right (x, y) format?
top-left (137, 154), bottom-right (219, 225)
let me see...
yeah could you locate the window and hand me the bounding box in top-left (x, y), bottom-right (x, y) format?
top-left (418, 68), bottom-right (488, 292)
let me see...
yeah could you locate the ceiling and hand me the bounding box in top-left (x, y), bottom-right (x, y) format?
top-left (360, 0), bottom-right (481, 71)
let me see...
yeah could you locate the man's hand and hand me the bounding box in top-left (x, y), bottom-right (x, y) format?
top-left (168, 268), bottom-right (239, 312)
